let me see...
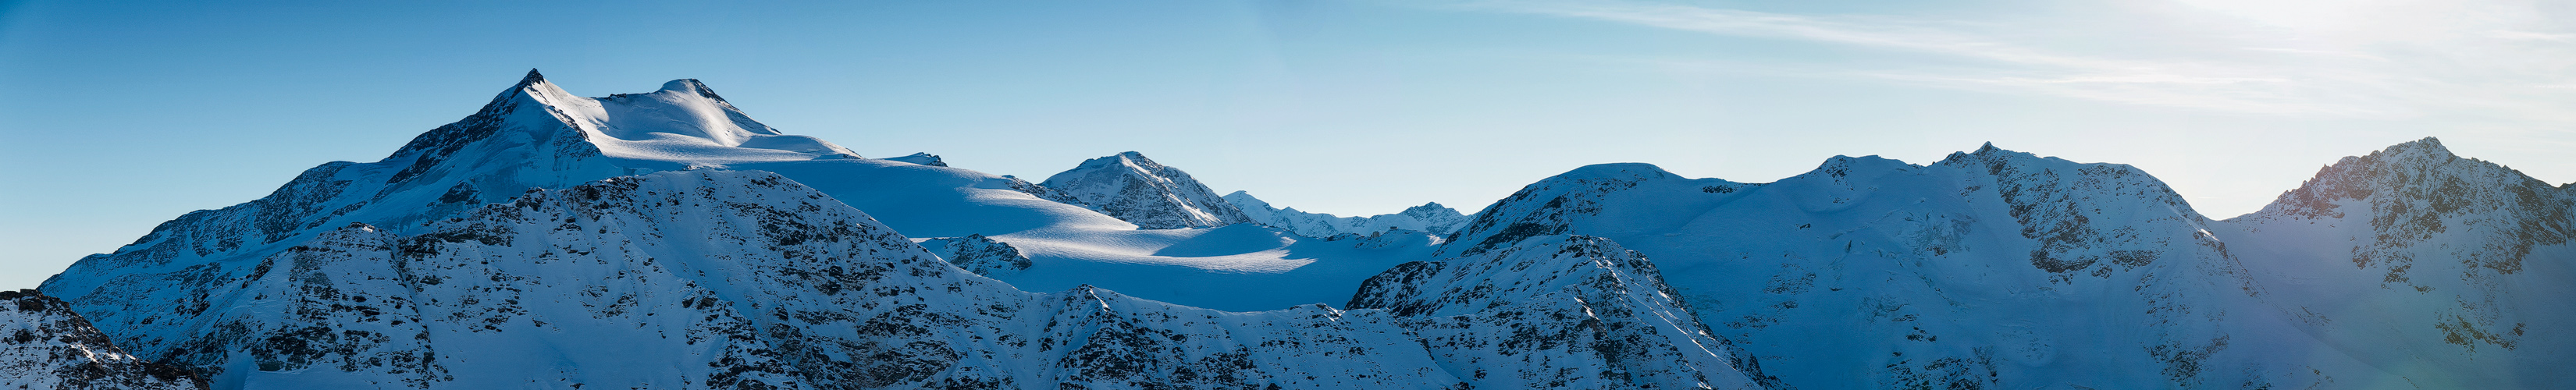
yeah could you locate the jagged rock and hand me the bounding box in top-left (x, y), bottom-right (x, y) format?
top-left (1351, 235), bottom-right (1757, 389)
top-left (0, 289), bottom-right (205, 390)
top-left (922, 234), bottom-right (1034, 276)
top-left (1038, 152), bottom-right (1251, 229)
top-left (1224, 191), bottom-right (1470, 237)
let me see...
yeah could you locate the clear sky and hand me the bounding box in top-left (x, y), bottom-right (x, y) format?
top-left (2, 0), bottom-right (2570, 289)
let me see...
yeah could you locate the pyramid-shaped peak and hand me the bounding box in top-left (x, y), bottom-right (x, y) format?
top-left (518, 69), bottom-right (547, 85)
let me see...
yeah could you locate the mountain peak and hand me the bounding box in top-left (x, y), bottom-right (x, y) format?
top-left (1041, 151), bottom-right (1251, 229)
top-left (517, 68), bottom-right (546, 86)
top-left (656, 78), bottom-right (727, 101)
top-left (2376, 136), bottom-right (2454, 160)
top-left (1552, 163), bottom-right (1678, 183)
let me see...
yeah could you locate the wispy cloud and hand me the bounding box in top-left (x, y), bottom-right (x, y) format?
top-left (1446, 0), bottom-right (2576, 120)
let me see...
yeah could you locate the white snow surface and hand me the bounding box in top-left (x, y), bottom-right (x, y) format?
top-left (1224, 191), bottom-right (1471, 237)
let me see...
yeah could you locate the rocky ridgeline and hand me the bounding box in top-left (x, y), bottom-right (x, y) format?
top-left (1225, 191), bottom-right (1471, 238)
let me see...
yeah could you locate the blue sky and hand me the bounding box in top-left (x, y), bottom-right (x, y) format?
top-left (2, 0), bottom-right (2570, 289)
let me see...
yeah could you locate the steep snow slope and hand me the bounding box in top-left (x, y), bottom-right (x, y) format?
top-left (0, 289), bottom-right (204, 390)
top-left (2210, 138), bottom-right (2575, 388)
top-left (1038, 151), bottom-right (1252, 229)
top-left (1224, 191), bottom-right (1471, 237)
top-left (42, 169), bottom-right (1754, 389)
top-left (1437, 145), bottom-right (2380, 388)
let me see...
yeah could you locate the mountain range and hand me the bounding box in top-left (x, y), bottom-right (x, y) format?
top-left (6, 71), bottom-right (2567, 389)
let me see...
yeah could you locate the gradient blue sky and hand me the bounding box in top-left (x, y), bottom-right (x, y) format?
top-left (3, 0), bottom-right (2571, 289)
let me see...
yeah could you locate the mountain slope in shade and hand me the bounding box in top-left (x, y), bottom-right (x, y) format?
top-left (1431, 144), bottom-right (2449, 388)
top-left (1224, 191), bottom-right (1471, 237)
top-left (0, 289), bottom-right (204, 390)
top-left (2210, 137), bottom-right (2576, 388)
top-left (1037, 151), bottom-right (1252, 229)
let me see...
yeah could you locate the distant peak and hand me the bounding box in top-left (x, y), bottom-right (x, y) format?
top-left (1553, 163), bottom-right (1677, 182)
top-left (660, 79), bottom-right (704, 92)
top-left (1976, 141), bottom-right (1998, 154)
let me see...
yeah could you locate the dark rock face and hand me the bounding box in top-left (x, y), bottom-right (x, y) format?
top-left (1039, 151), bottom-right (1252, 229)
top-left (0, 289), bottom-right (205, 390)
top-left (923, 234), bottom-right (1033, 276)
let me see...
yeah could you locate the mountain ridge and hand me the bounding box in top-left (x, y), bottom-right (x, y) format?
top-left (21, 72), bottom-right (2570, 390)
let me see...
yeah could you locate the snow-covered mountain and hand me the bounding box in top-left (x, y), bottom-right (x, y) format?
top-left (32, 72), bottom-right (1759, 388)
top-left (37, 167), bottom-right (1754, 389)
top-left (0, 289), bottom-right (203, 390)
top-left (25, 69), bottom-right (2570, 390)
top-left (1223, 191), bottom-right (1471, 237)
top-left (1037, 151), bottom-right (1251, 229)
top-left (1435, 141), bottom-right (2574, 388)
top-left (2209, 137), bottom-right (2574, 388)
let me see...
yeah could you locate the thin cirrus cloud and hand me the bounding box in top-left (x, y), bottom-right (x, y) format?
top-left (1447, 0), bottom-right (2576, 122)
